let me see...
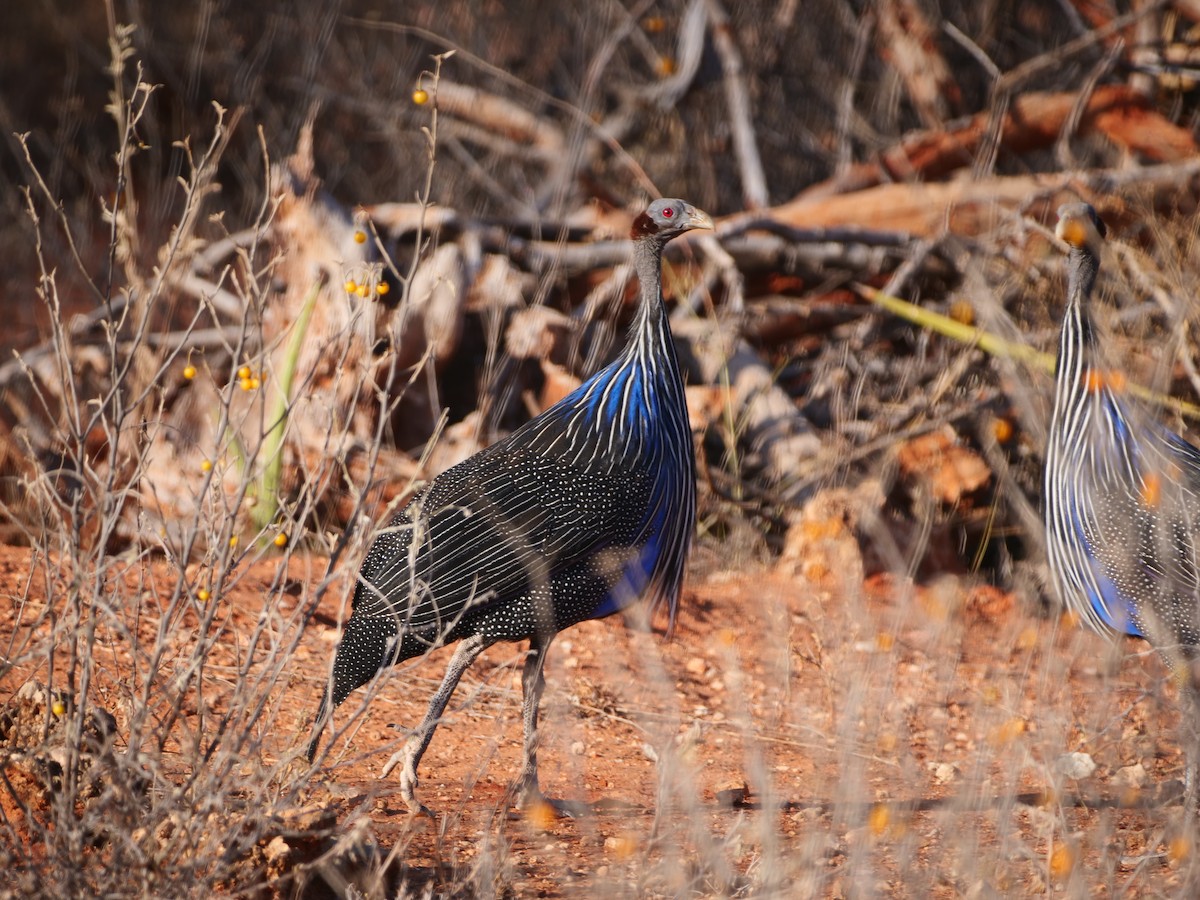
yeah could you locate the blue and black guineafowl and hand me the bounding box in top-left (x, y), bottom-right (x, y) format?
top-left (1044, 202), bottom-right (1200, 669)
top-left (306, 198), bottom-right (712, 813)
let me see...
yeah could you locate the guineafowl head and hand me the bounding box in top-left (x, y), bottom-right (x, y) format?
top-left (631, 198), bottom-right (714, 242)
top-left (1056, 202), bottom-right (1107, 253)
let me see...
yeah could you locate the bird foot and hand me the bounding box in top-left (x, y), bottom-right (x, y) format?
top-left (381, 743), bottom-right (429, 816)
top-left (380, 748), bottom-right (405, 779)
top-left (404, 798), bottom-right (436, 819)
top-left (516, 788), bottom-right (589, 820)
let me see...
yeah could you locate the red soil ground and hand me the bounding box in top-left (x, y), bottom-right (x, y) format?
top-left (2, 536), bottom-right (1198, 897)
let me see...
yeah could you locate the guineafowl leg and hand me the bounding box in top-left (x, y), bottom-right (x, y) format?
top-left (381, 633), bottom-right (486, 815)
top-left (1182, 681), bottom-right (1200, 816)
top-left (517, 634), bottom-right (552, 807)
top-left (514, 635), bottom-right (587, 817)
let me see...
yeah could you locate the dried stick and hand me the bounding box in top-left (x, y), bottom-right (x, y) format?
top-left (429, 80), bottom-right (565, 160)
top-left (801, 85), bottom-right (1197, 200)
top-left (875, 0), bottom-right (960, 128)
top-left (707, 0), bottom-right (770, 209)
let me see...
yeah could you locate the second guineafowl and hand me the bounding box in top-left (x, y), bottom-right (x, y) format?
top-left (306, 198), bottom-right (712, 814)
top-left (1044, 201), bottom-right (1200, 669)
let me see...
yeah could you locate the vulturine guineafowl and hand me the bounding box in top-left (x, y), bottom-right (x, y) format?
top-left (1044, 202), bottom-right (1200, 664)
top-left (1044, 202), bottom-right (1200, 795)
top-left (306, 198), bottom-right (712, 814)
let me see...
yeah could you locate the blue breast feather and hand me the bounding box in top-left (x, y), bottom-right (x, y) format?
top-left (570, 358), bottom-right (676, 619)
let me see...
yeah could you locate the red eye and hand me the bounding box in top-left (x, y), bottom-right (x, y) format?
top-left (662, 207), bottom-right (674, 218)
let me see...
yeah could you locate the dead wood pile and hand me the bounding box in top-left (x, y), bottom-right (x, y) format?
top-left (2, 0), bottom-right (1198, 594)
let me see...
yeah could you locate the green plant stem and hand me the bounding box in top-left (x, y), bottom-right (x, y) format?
top-left (254, 280), bottom-right (321, 532)
top-left (855, 284), bottom-right (1200, 422)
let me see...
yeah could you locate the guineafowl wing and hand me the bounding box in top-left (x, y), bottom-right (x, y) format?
top-left (351, 427), bottom-right (650, 637)
top-left (1078, 417), bottom-right (1200, 645)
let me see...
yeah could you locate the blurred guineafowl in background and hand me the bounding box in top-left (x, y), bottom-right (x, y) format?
top-left (1044, 202), bottom-right (1200, 790)
top-left (306, 198), bottom-right (712, 814)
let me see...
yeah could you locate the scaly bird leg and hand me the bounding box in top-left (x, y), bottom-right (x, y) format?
top-left (515, 635), bottom-right (587, 817)
top-left (518, 634), bottom-right (551, 807)
top-left (382, 633), bottom-right (486, 815)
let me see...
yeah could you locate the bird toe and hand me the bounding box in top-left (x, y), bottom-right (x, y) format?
top-left (380, 750), bottom-right (403, 779)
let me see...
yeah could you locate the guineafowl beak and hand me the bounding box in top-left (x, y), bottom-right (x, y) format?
top-left (685, 207), bottom-right (715, 232)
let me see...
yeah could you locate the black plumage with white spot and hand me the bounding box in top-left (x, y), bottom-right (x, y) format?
top-left (1045, 202), bottom-right (1200, 667)
top-left (306, 199), bottom-right (713, 811)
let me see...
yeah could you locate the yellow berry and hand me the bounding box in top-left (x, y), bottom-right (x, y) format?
top-left (990, 717), bottom-right (1026, 746)
top-left (240, 377), bottom-right (253, 391)
top-left (356, 283), bottom-right (369, 298)
top-left (375, 281), bottom-right (390, 296)
top-left (607, 834), bottom-right (637, 859)
top-left (657, 56), bottom-right (677, 76)
top-left (992, 417), bottom-right (1013, 444)
top-left (354, 230), bottom-right (367, 244)
top-left (183, 364), bottom-right (197, 380)
top-left (51, 700), bottom-right (66, 717)
top-left (197, 588), bottom-right (211, 602)
top-left (249, 377), bottom-right (260, 390)
top-left (868, 803), bottom-right (889, 836)
top-left (949, 298), bottom-right (975, 325)
top-left (201, 459), bottom-right (213, 473)
top-left (1141, 471), bottom-right (1162, 508)
top-left (1049, 843), bottom-right (1074, 878)
top-left (274, 532), bottom-right (288, 547)
top-left (238, 365), bottom-right (252, 380)
top-left (229, 535), bottom-right (239, 548)
top-left (412, 88), bottom-right (429, 105)
top-left (524, 799), bottom-right (557, 832)
top-left (344, 279), bottom-right (358, 294)
top-left (1170, 835), bottom-right (1191, 862)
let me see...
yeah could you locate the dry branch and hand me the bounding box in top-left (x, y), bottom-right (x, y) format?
top-left (874, 0), bottom-right (960, 129)
top-left (800, 86), bottom-right (1198, 201)
top-left (432, 80), bottom-right (565, 161)
top-left (675, 318), bottom-right (822, 494)
top-left (767, 159), bottom-right (1200, 238)
top-left (708, 0), bottom-right (770, 209)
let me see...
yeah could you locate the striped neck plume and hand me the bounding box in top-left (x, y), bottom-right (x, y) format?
top-left (570, 199), bottom-right (711, 436)
top-left (1067, 245), bottom-right (1100, 304)
top-left (626, 235), bottom-right (676, 373)
top-left (621, 197), bottom-right (711, 375)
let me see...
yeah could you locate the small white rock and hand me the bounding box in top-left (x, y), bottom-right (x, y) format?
top-left (932, 761), bottom-right (956, 785)
top-left (1114, 762), bottom-right (1148, 788)
top-left (1055, 751), bottom-right (1096, 780)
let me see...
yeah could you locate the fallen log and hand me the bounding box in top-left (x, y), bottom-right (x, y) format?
top-left (754, 160), bottom-right (1200, 238)
top-left (800, 85), bottom-right (1198, 201)
top-left (674, 318), bottom-right (822, 495)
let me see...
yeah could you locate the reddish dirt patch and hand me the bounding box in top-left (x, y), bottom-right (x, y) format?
top-left (2, 540), bottom-right (1199, 896)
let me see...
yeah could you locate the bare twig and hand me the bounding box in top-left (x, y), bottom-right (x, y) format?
top-left (707, 0), bottom-right (770, 209)
top-left (875, 0), bottom-right (960, 128)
